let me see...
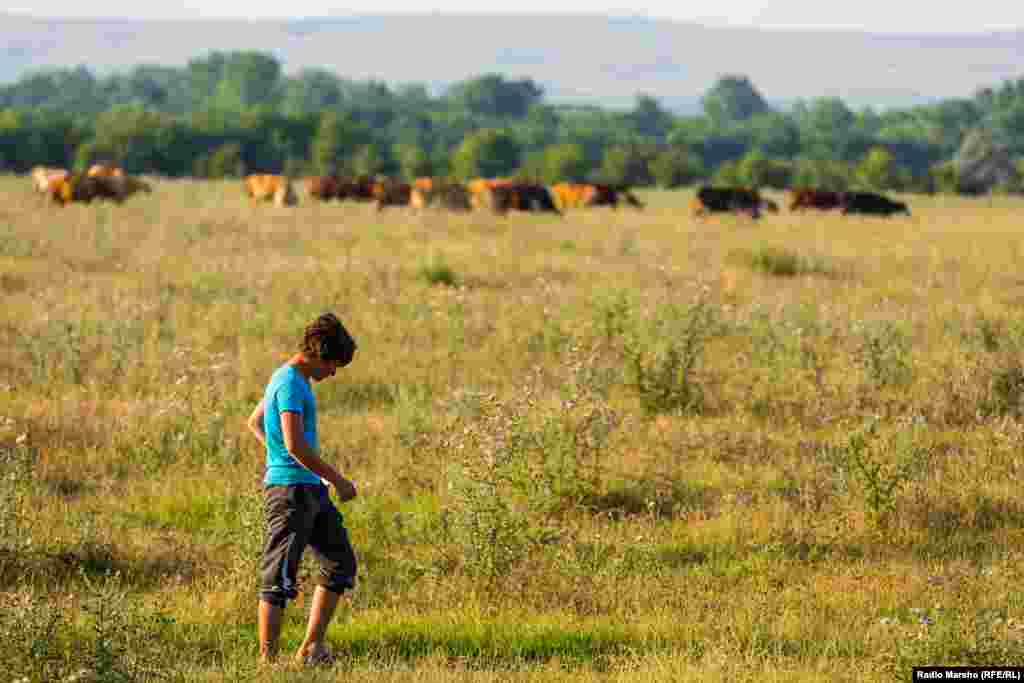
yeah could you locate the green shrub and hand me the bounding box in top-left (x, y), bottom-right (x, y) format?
top-left (734, 245), bottom-right (838, 278)
top-left (856, 320), bottom-right (915, 387)
top-left (417, 253), bottom-right (458, 287)
top-left (982, 357), bottom-right (1024, 417)
top-left (625, 297), bottom-right (719, 416)
top-left (817, 419), bottom-right (931, 528)
top-left (392, 383), bottom-right (434, 449)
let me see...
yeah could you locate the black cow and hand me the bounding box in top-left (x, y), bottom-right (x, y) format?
top-left (490, 183), bottom-right (561, 215)
top-left (693, 186), bottom-right (764, 218)
top-left (841, 192), bottom-right (910, 217)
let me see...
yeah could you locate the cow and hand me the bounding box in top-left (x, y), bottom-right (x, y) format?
top-left (244, 174), bottom-right (297, 207)
top-left (31, 166), bottom-right (69, 195)
top-left (47, 173), bottom-right (151, 205)
top-left (488, 183), bottom-right (561, 215)
top-left (840, 191), bottom-right (910, 217)
top-left (86, 162), bottom-right (124, 178)
top-left (583, 183), bottom-right (644, 209)
top-left (789, 188), bottom-right (845, 212)
top-left (550, 183), bottom-right (591, 210)
top-left (550, 182), bottom-right (645, 210)
top-left (370, 179), bottom-right (412, 211)
top-left (304, 175), bottom-right (341, 201)
top-left (467, 178), bottom-right (516, 210)
top-left (410, 182), bottom-right (473, 212)
top-left (334, 176), bottom-right (379, 203)
top-left (691, 186), bottom-right (765, 219)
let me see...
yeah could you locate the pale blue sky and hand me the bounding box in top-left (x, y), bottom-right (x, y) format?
top-left (5, 1), bottom-right (1023, 34)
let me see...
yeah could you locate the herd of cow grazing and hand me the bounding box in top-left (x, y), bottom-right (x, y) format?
top-left (28, 164), bottom-right (913, 218)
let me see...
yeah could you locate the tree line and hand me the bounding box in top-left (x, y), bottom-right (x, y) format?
top-left (1, 50), bottom-right (1023, 193)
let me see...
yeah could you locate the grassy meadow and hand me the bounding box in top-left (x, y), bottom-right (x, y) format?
top-left (2, 176), bottom-right (1024, 681)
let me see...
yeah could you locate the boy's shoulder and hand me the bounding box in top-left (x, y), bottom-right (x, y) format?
top-left (268, 364), bottom-right (310, 392)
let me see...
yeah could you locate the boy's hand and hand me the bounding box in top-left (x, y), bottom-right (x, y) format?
top-left (331, 476), bottom-right (357, 502)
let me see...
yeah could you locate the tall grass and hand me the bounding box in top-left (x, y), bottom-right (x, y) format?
top-left (2, 180), bottom-right (1024, 680)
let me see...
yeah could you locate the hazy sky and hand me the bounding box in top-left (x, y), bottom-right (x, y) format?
top-left (5, 1), bottom-right (1023, 34)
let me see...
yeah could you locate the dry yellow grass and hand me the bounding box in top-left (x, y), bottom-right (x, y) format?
top-left (1, 176), bottom-right (1023, 680)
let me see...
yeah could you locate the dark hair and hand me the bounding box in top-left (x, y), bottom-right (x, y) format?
top-left (302, 313), bottom-right (356, 366)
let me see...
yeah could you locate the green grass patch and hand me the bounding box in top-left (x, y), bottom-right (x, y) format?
top-left (730, 245), bottom-right (839, 277)
top-left (417, 253), bottom-right (459, 287)
top-left (314, 620), bottom-right (667, 666)
top-left (119, 492), bottom-right (252, 542)
top-left (319, 379), bottom-right (397, 413)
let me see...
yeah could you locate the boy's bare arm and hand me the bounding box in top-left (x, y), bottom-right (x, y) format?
top-left (280, 411), bottom-right (357, 502)
top-left (247, 399), bottom-right (267, 448)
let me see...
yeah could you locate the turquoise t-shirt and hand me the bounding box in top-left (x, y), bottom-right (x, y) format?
top-left (262, 364), bottom-right (323, 486)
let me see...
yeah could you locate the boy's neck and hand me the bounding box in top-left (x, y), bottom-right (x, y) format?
top-left (287, 353), bottom-right (315, 380)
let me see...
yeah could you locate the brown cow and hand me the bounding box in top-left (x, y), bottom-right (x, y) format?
top-left (411, 182), bottom-right (473, 212)
top-left (467, 178), bottom-right (516, 210)
top-left (371, 179), bottom-right (412, 211)
top-left (550, 183), bottom-right (591, 210)
top-left (244, 174), bottom-right (296, 207)
top-left (550, 182), bottom-right (644, 210)
top-left (333, 176), bottom-right (378, 202)
top-left (48, 173), bottom-right (150, 205)
top-left (87, 162), bottom-right (124, 178)
top-left (304, 175), bottom-right (341, 201)
top-left (788, 188), bottom-right (844, 212)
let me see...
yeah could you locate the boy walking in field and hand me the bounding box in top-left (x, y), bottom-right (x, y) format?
top-left (246, 312), bottom-right (359, 666)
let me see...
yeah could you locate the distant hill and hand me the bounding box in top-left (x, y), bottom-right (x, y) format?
top-left (2, 13), bottom-right (1023, 112)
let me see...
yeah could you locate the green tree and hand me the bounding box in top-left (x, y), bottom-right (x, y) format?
top-left (737, 150), bottom-right (792, 189)
top-left (747, 111), bottom-right (801, 158)
top-left (351, 144), bottom-right (387, 177)
top-left (187, 51), bottom-right (282, 111)
top-left (596, 144), bottom-right (656, 186)
top-left (447, 74), bottom-right (544, 119)
top-left (310, 111), bottom-right (361, 175)
top-left (648, 146), bottom-right (703, 188)
top-left (630, 94), bottom-right (673, 139)
top-left (956, 127), bottom-right (1022, 194)
top-left (712, 159), bottom-right (742, 186)
top-left (217, 52), bottom-right (282, 110)
top-left (794, 97), bottom-right (859, 160)
top-left (91, 105), bottom-right (176, 172)
top-left (195, 142), bottom-right (244, 178)
top-left (702, 75), bottom-right (771, 125)
top-left (538, 143), bottom-right (588, 183)
top-left (929, 161), bottom-right (959, 194)
top-left (854, 146), bottom-right (899, 190)
top-left (280, 68), bottom-right (344, 116)
top-left (791, 158), bottom-right (851, 191)
top-left (451, 129), bottom-right (522, 179)
top-left (394, 142), bottom-right (433, 180)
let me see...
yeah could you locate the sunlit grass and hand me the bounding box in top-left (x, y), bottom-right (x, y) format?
top-left (2, 178), bottom-right (1024, 680)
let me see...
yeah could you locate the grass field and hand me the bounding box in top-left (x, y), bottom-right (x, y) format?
top-left (1, 176), bottom-right (1023, 681)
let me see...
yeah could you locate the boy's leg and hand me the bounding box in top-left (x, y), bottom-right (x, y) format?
top-left (297, 490), bottom-right (358, 662)
top-left (259, 485), bottom-right (318, 662)
top-left (295, 586), bottom-right (341, 661)
top-left (258, 599), bottom-right (284, 663)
